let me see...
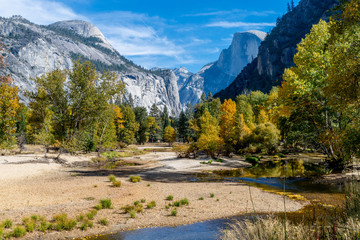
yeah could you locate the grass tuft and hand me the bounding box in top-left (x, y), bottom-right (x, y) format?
top-left (11, 226), bottom-right (27, 238)
top-left (99, 218), bottom-right (108, 226)
top-left (171, 209), bottom-right (177, 216)
top-left (147, 201), bottom-right (156, 209)
top-left (130, 175), bottom-right (141, 183)
top-left (166, 195), bottom-right (174, 201)
top-left (100, 199), bottom-right (112, 209)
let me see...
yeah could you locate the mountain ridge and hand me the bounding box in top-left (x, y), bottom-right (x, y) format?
top-left (0, 16), bottom-right (182, 115)
top-left (214, 0), bottom-right (338, 100)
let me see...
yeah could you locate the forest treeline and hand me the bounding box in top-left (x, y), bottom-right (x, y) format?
top-left (0, 0), bottom-right (359, 169)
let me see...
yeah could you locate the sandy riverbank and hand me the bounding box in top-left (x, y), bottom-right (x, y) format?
top-left (0, 147), bottom-right (305, 239)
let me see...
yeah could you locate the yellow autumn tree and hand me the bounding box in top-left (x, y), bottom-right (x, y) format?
top-left (196, 109), bottom-right (223, 158)
top-left (163, 126), bottom-right (176, 146)
top-left (220, 99), bottom-right (236, 154)
top-left (0, 40), bottom-right (20, 149)
top-left (0, 80), bottom-right (20, 149)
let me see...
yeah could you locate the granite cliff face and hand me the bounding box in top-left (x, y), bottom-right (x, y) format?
top-left (215, 0), bottom-right (338, 100)
top-left (177, 30), bottom-right (265, 107)
top-left (0, 16), bottom-right (181, 115)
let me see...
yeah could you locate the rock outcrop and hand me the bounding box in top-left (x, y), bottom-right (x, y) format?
top-left (0, 16), bottom-right (181, 115)
top-left (177, 30), bottom-right (265, 107)
top-left (215, 0), bottom-right (338, 100)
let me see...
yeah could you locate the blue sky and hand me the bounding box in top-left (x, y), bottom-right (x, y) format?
top-left (0, 0), bottom-right (300, 72)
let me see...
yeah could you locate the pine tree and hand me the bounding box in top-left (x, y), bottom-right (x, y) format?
top-left (200, 92), bottom-right (207, 103)
top-left (134, 107), bottom-right (149, 145)
top-left (177, 111), bottom-right (189, 142)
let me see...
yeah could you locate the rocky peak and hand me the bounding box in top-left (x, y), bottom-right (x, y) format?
top-left (177, 30), bottom-right (264, 107)
top-left (49, 20), bottom-right (113, 50)
top-left (214, 0), bottom-right (338, 101)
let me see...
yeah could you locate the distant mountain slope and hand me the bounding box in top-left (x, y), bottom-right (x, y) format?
top-left (0, 16), bottom-right (181, 115)
top-left (214, 0), bottom-right (338, 100)
top-left (177, 30), bottom-right (265, 107)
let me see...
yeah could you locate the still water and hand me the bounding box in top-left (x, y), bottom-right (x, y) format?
top-left (89, 159), bottom-right (342, 240)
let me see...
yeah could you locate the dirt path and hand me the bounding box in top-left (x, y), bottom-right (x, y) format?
top-left (0, 147), bottom-right (305, 239)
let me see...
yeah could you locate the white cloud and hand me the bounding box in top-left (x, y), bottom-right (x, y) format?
top-left (0, 0), bottom-right (86, 24)
top-left (205, 21), bottom-right (275, 28)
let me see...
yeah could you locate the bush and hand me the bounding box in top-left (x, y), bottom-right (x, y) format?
top-left (122, 205), bottom-right (134, 213)
top-left (147, 201), bottom-right (156, 209)
top-left (166, 195), bottom-right (174, 201)
top-left (210, 193), bottom-right (215, 198)
top-left (94, 205), bottom-right (102, 210)
top-left (12, 226), bottom-right (26, 238)
top-left (173, 201), bottom-right (180, 207)
top-left (180, 198), bottom-right (189, 206)
top-left (53, 214), bottom-right (77, 231)
top-left (113, 180), bottom-right (121, 187)
top-left (171, 209), bottom-right (177, 216)
top-left (134, 201), bottom-right (140, 206)
top-left (130, 175), bottom-right (141, 183)
top-left (3, 219), bottom-right (12, 228)
top-left (99, 218), bottom-right (108, 226)
top-left (129, 210), bottom-right (136, 218)
top-left (38, 221), bottom-right (51, 232)
top-left (140, 198), bottom-right (146, 203)
top-left (100, 199), bottom-right (112, 209)
top-left (199, 197), bottom-right (204, 200)
top-left (108, 174), bottom-right (116, 182)
top-left (86, 210), bottom-right (97, 220)
top-left (245, 156), bottom-right (260, 166)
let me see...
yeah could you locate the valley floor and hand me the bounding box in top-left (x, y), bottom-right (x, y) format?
top-left (0, 145), bottom-right (305, 239)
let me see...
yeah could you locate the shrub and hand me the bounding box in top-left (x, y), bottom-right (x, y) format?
top-left (129, 210), bottom-right (136, 218)
top-left (210, 193), bottom-right (215, 198)
top-left (52, 213), bottom-right (77, 231)
top-left (3, 219), bottom-right (12, 228)
top-left (38, 221), bottom-right (51, 232)
top-left (166, 195), bottom-right (174, 201)
top-left (86, 210), bottom-right (97, 220)
top-left (100, 199), bottom-right (112, 209)
top-left (99, 218), bottom-right (108, 226)
top-left (180, 198), bottom-right (189, 206)
top-left (245, 156), bottom-right (260, 166)
top-left (130, 175), bottom-right (141, 183)
top-left (147, 201), bottom-right (156, 209)
top-left (173, 201), bottom-right (180, 207)
top-left (12, 226), bottom-right (26, 238)
top-left (94, 205), bottom-right (102, 210)
top-left (134, 201), bottom-right (140, 206)
top-left (140, 198), bottom-right (146, 203)
top-left (165, 205), bottom-right (170, 209)
top-left (77, 214), bottom-right (85, 222)
top-left (22, 218), bottom-right (36, 233)
top-left (135, 204), bottom-right (144, 213)
top-left (171, 209), bottom-right (177, 216)
top-left (199, 197), bottom-right (204, 200)
top-left (108, 174), bottom-right (116, 182)
top-left (113, 180), bottom-right (121, 187)
top-left (216, 159), bottom-right (224, 163)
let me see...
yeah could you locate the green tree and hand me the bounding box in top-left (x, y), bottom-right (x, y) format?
top-left (134, 107), bottom-right (149, 144)
top-left (177, 111), bottom-right (189, 142)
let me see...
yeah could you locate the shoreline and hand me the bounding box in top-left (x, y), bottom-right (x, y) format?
top-left (0, 150), bottom-right (306, 239)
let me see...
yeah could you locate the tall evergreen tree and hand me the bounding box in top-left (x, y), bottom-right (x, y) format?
top-left (177, 111), bottom-right (189, 142)
top-left (134, 107), bottom-right (149, 145)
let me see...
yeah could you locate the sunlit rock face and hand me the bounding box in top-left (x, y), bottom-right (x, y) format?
top-left (176, 30), bottom-right (265, 107)
top-left (0, 16), bottom-right (181, 115)
top-left (215, 0), bottom-right (338, 101)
